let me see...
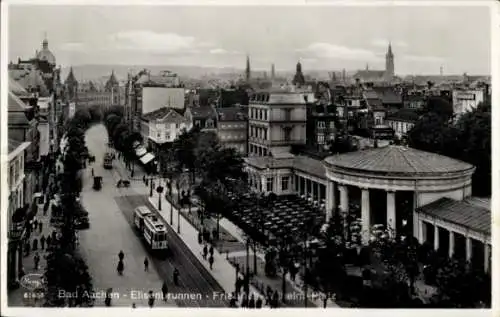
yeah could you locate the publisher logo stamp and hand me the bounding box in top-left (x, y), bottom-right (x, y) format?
top-left (20, 273), bottom-right (45, 291)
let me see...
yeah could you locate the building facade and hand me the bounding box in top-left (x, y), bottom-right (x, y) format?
top-left (141, 107), bottom-right (190, 152)
top-left (184, 106), bottom-right (218, 132)
top-left (452, 89), bottom-right (485, 115)
top-left (248, 86), bottom-right (314, 157)
top-left (215, 106), bottom-right (248, 155)
top-left (7, 139), bottom-right (32, 289)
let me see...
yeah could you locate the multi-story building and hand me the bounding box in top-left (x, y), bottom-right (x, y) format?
top-left (385, 108), bottom-right (421, 137)
top-left (306, 84), bottom-right (337, 152)
top-left (140, 107), bottom-right (190, 152)
top-left (8, 91), bottom-right (41, 204)
top-left (73, 71), bottom-right (125, 111)
top-left (248, 85), bottom-right (313, 157)
top-left (452, 88), bottom-right (485, 115)
top-left (127, 70), bottom-right (185, 132)
top-left (7, 139), bottom-right (31, 289)
top-left (184, 106), bottom-right (218, 132)
top-left (215, 106), bottom-right (248, 155)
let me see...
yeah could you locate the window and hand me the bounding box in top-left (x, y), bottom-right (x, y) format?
top-left (176, 124), bottom-right (180, 129)
top-left (157, 132), bottom-right (161, 139)
top-left (264, 110), bottom-right (268, 120)
top-left (317, 133), bottom-right (325, 145)
top-left (259, 109), bottom-right (262, 120)
top-left (195, 120), bottom-right (201, 127)
top-left (284, 109), bottom-right (292, 120)
top-left (281, 176), bottom-right (289, 191)
top-left (329, 121), bottom-right (335, 129)
top-left (266, 177), bottom-right (274, 192)
top-left (317, 121), bottom-right (326, 129)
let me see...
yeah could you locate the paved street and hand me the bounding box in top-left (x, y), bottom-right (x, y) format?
top-left (80, 124), bottom-right (228, 307)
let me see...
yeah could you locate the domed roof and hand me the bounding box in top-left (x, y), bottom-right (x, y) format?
top-left (36, 38), bottom-right (56, 65)
top-left (324, 145), bottom-right (474, 175)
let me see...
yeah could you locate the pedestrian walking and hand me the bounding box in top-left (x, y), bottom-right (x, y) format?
top-left (32, 238), bottom-right (38, 251)
top-left (40, 236), bottom-right (46, 250)
top-left (229, 293), bottom-right (237, 307)
top-left (118, 250), bottom-right (124, 261)
top-left (256, 296), bottom-right (263, 308)
top-left (39, 222), bottom-right (43, 233)
top-left (46, 235), bottom-right (52, 248)
top-left (161, 281), bottom-right (168, 301)
top-left (33, 219), bottom-right (38, 231)
top-left (144, 257), bottom-right (149, 271)
top-left (91, 168), bottom-right (94, 177)
top-left (132, 303), bottom-right (136, 308)
top-left (117, 259), bottom-right (124, 275)
top-left (173, 268), bottom-right (179, 286)
top-left (34, 253), bottom-right (40, 270)
top-left (241, 293), bottom-right (248, 308)
top-left (148, 290), bottom-right (155, 308)
top-left (208, 255), bottom-right (214, 270)
top-left (202, 244), bottom-right (208, 260)
top-left (197, 231), bottom-right (203, 244)
top-left (272, 290), bottom-right (279, 308)
top-left (209, 245), bottom-right (214, 257)
top-left (248, 294), bottom-right (255, 308)
top-left (322, 293), bottom-right (328, 308)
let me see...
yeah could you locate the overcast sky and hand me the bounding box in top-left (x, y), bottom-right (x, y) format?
top-left (8, 4), bottom-right (491, 75)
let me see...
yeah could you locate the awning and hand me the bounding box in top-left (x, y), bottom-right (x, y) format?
top-left (140, 153), bottom-right (155, 165)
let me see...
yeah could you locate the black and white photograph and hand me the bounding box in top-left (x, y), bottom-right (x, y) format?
top-left (2, 0), bottom-right (495, 313)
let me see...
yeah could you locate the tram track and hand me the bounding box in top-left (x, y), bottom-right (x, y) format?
top-left (107, 166), bottom-right (229, 307)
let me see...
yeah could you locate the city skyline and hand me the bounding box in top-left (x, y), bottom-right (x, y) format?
top-left (8, 4), bottom-right (492, 76)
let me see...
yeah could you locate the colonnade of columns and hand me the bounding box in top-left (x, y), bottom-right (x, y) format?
top-left (420, 220), bottom-right (490, 272)
top-left (325, 181), bottom-right (397, 244)
top-left (294, 175), bottom-right (326, 205)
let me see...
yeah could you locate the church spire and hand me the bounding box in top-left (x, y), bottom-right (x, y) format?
top-left (245, 55), bottom-right (251, 81)
top-left (387, 42), bottom-right (393, 57)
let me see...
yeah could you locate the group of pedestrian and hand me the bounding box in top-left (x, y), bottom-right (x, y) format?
top-left (202, 243), bottom-right (215, 270)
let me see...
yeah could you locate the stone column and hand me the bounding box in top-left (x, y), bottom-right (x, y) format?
top-left (361, 188), bottom-right (371, 244)
top-left (261, 176), bottom-right (266, 193)
top-left (386, 191), bottom-right (396, 237)
top-left (434, 225), bottom-right (440, 251)
top-left (449, 230), bottom-right (455, 258)
top-left (338, 184), bottom-right (349, 213)
top-left (418, 220), bottom-right (425, 244)
top-left (312, 181), bottom-right (317, 202)
top-left (466, 236), bottom-right (472, 262)
top-left (484, 243), bottom-right (490, 273)
top-left (326, 181), bottom-right (334, 222)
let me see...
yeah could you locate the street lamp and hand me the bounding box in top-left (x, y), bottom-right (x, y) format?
top-left (149, 176), bottom-right (154, 197)
top-left (157, 185), bottom-right (164, 211)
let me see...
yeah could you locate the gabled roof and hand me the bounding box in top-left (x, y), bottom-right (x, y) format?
top-left (142, 107), bottom-right (187, 123)
top-left (8, 139), bottom-right (31, 161)
top-left (9, 91), bottom-right (30, 112)
top-left (9, 77), bottom-right (29, 96)
top-left (189, 106), bottom-right (216, 119)
top-left (417, 197), bottom-right (490, 235)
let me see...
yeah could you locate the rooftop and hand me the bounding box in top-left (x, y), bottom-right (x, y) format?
top-left (324, 145), bottom-right (475, 175)
top-left (245, 155), bottom-right (326, 179)
top-left (189, 106), bottom-right (216, 118)
top-left (417, 197), bottom-right (490, 235)
top-left (386, 109), bottom-right (422, 122)
top-left (8, 91), bottom-right (30, 112)
top-left (142, 107), bottom-right (186, 122)
top-left (216, 107), bottom-right (247, 122)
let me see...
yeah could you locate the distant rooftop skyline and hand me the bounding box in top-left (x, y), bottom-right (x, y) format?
top-left (8, 4), bottom-right (492, 75)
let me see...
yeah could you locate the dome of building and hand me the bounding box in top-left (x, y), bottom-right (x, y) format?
top-left (324, 145), bottom-right (474, 176)
top-left (36, 38), bottom-right (56, 65)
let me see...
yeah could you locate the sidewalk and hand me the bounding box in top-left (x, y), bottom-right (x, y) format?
top-left (8, 202), bottom-right (55, 307)
top-left (113, 157), bottom-right (265, 305)
top-left (148, 194), bottom-right (264, 305)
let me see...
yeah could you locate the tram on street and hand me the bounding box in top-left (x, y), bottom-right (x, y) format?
top-left (133, 206), bottom-right (168, 252)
